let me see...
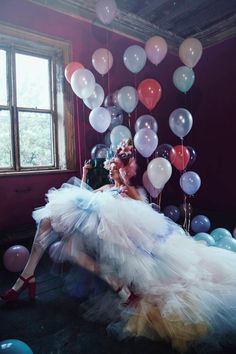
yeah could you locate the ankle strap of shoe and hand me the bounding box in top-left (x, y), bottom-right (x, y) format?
top-left (19, 275), bottom-right (35, 283)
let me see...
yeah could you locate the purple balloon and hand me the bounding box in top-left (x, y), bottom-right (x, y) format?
top-left (134, 128), bottom-right (158, 158)
top-left (180, 171), bottom-right (201, 195)
top-left (3, 245), bottom-right (29, 272)
top-left (96, 0), bottom-right (118, 25)
top-left (163, 205), bottom-right (180, 222)
top-left (169, 108), bottom-right (193, 138)
top-left (233, 228), bottom-right (236, 238)
top-left (155, 143), bottom-right (175, 162)
top-left (191, 215), bottom-right (211, 233)
top-left (186, 146), bottom-right (197, 168)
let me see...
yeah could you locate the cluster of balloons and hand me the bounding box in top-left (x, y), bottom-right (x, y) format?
top-left (173, 37), bottom-right (203, 93)
top-left (3, 245), bottom-right (29, 272)
top-left (194, 228), bottom-right (236, 252)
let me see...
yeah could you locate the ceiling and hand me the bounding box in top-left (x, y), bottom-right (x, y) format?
top-left (30, 0), bottom-right (236, 52)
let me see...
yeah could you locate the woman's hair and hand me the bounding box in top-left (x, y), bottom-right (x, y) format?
top-left (104, 139), bottom-right (137, 185)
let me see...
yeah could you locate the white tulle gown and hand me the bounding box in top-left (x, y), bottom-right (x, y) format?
top-left (33, 177), bottom-right (236, 352)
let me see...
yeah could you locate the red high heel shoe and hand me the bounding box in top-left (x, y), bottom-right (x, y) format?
top-left (0, 275), bottom-right (36, 301)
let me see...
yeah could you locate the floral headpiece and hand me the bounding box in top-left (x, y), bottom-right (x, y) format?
top-left (104, 139), bottom-right (137, 185)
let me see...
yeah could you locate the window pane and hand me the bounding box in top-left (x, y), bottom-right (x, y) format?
top-left (0, 110), bottom-right (12, 168)
top-left (16, 53), bottom-right (51, 109)
top-left (19, 112), bottom-right (54, 167)
top-left (0, 50), bottom-right (8, 106)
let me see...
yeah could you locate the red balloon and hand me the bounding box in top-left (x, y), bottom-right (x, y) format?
top-left (137, 79), bottom-right (162, 110)
top-left (65, 61), bottom-right (84, 83)
top-left (170, 145), bottom-right (190, 171)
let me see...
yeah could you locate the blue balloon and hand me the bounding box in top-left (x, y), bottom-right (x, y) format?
top-left (173, 66), bottom-right (195, 93)
top-left (91, 144), bottom-right (109, 159)
top-left (191, 215), bottom-right (211, 233)
top-left (215, 237), bottom-right (236, 252)
top-left (180, 171), bottom-right (201, 196)
top-left (211, 228), bottom-right (232, 241)
top-left (163, 205), bottom-right (180, 222)
top-left (0, 339), bottom-right (33, 354)
top-left (193, 233), bottom-right (215, 246)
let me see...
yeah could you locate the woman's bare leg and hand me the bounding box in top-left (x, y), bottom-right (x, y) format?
top-left (12, 218), bottom-right (52, 291)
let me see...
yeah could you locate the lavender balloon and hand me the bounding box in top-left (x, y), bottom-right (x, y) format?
top-left (3, 245), bottom-right (29, 272)
top-left (96, 0), bottom-right (118, 25)
top-left (191, 215), bottom-right (211, 233)
top-left (135, 114), bottom-right (158, 133)
top-left (142, 171), bottom-right (162, 198)
top-left (134, 128), bottom-right (158, 158)
top-left (163, 205), bottom-right (180, 222)
top-left (169, 108), bottom-right (193, 138)
top-left (180, 171), bottom-right (201, 195)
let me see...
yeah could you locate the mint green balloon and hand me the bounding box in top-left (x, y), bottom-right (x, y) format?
top-left (173, 66), bottom-right (195, 93)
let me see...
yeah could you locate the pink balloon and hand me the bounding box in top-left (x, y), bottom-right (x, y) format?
top-left (142, 171), bottom-right (162, 198)
top-left (145, 36), bottom-right (168, 66)
top-left (3, 245), bottom-right (29, 272)
top-left (92, 48), bottom-right (113, 75)
top-left (179, 38), bottom-right (203, 68)
top-left (96, 0), bottom-right (118, 25)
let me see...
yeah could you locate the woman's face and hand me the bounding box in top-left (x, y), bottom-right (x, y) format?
top-left (109, 163), bottom-right (120, 181)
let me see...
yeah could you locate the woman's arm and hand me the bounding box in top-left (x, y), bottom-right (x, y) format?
top-left (121, 186), bottom-right (142, 200)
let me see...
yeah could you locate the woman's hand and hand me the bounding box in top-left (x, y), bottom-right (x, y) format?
top-left (119, 185), bottom-right (129, 198)
top-left (82, 160), bottom-right (92, 175)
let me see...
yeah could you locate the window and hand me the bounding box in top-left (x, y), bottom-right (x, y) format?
top-left (0, 23), bottom-right (76, 174)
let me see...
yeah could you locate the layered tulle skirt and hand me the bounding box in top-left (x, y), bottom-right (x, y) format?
top-left (33, 178), bottom-right (236, 352)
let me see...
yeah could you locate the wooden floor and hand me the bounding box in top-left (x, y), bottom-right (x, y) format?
top-left (0, 251), bottom-right (236, 354)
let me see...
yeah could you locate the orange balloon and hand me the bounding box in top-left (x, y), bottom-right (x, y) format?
top-left (170, 145), bottom-right (190, 171)
top-left (65, 61), bottom-right (84, 83)
top-left (137, 79), bottom-right (162, 110)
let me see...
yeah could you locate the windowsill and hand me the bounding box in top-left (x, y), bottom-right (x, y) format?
top-left (0, 169), bottom-right (79, 177)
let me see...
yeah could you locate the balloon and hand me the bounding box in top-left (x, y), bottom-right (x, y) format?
top-left (191, 215), bottom-right (211, 233)
top-left (117, 86), bottom-right (138, 113)
top-left (179, 37), bottom-right (203, 68)
top-left (150, 203), bottom-right (161, 213)
top-left (180, 171), bottom-right (201, 195)
top-left (169, 108), bottom-right (193, 138)
top-left (64, 61), bottom-right (84, 83)
top-left (110, 125), bottom-right (131, 147)
top-left (91, 144), bottom-right (109, 159)
top-left (186, 146), bottom-right (197, 168)
top-left (0, 339), bottom-right (33, 354)
top-left (3, 245), bottom-right (29, 272)
top-left (92, 48), bottom-right (113, 75)
top-left (173, 66), bottom-right (195, 93)
top-left (147, 157), bottom-right (172, 189)
top-left (89, 107), bottom-right (111, 133)
top-left (104, 131), bottom-right (111, 146)
top-left (138, 79), bottom-right (162, 111)
top-left (233, 228), bottom-right (236, 238)
top-left (71, 69), bottom-right (95, 99)
top-left (215, 237), bottom-right (236, 252)
top-left (163, 205), bottom-right (180, 222)
top-left (170, 145), bottom-right (190, 171)
top-left (83, 83), bottom-right (104, 109)
top-left (142, 171), bottom-right (162, 198)
top-left (145, 36), bottom-right (168, 66)
top-left (211, 228), bottom-right (232, 242)
top-left (155, 144), bottom-right (176, 163)
top-left (95, 0), bottom-right (117, 25)
top-left (123, 45), bottom-right (147, 73)
top-left (107, 106), bottom-right (123, 130)
top-left (104, 90), bottom-right (120, 107)
top-left (134, 128), bottom-right (158, 158)
top-left (135, 115), bottom-right (158, 133)
top-left (193, 233), bottom-right (215, 246)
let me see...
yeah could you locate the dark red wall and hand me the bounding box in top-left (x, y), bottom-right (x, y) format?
top-left (0, 0), bottom-right (235, 232)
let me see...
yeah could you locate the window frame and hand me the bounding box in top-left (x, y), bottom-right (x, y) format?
top-left (0, 21), bottom-right (76, 175)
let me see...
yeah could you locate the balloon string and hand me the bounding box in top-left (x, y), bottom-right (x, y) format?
top-left (106, 30), bottom-right (111, 95)
top-left (134, 74), bottom-right (138, 123)
top-left (181, 137), bottom-right (185, 172)
top-left (82, 102), bottom-right (87, 166)
top-left (76, 98), bottom-right (82, 173)
top-left (187, 202), bottom-right (192, 234)
top-left (128, 113), bottom-right (131, 131)
top-left (183, 194), bottom-right (187, 230)
top-left (158, 191), bottom-right (162, 209)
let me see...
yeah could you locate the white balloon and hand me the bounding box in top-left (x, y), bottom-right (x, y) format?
top-left (83, 84), bottom-right (104, 109)
top-left (110, 125), bottom-right (131, 147)
top-left (89, 107), bottom-right (111, 133)
top-left (71, 69), bottom-right (95, 99)
top-left (147, 157), bottom-right (172, 189)
top-left (92, 48), bottom-right (113, 75)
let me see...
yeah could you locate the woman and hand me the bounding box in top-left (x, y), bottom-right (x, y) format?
top-left (1, 139), bottom-right (236, 352)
